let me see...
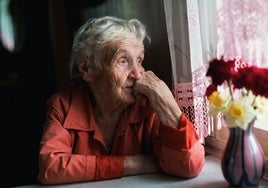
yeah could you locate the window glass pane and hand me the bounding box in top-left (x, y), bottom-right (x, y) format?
top-left (0, 0), bottom-right (15, 52)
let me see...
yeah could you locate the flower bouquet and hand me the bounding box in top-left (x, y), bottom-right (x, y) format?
top-left (205, 57), bottom-right (268, 130)
top-left (205, 57), bottom-right (267, 187)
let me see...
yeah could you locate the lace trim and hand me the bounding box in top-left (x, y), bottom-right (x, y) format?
top-left (173, 65), bottom-right (212, 143)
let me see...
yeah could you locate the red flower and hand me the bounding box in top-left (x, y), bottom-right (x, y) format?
top-left (206, 57), bottom-right (236, 86)
top-left (233, 66), bottom-right (268, 98)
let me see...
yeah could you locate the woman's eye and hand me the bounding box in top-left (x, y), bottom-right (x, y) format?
top-left (118, 58), bottom-right (129, 66)
top-left (137, 58), bottom-right (143, 65)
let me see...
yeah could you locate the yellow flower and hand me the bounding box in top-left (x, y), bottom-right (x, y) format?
top-left (207, 86), bottom-right (230, 116)
top-left (208, 91), bottom-right (223, 108)
top-left (223, 98), bottom-right (256, 130)
top-left (228, 103), bottom-right (244, 118)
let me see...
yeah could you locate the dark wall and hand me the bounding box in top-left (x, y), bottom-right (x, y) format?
top-left (1, 0), bottom-right (172, 187)
top-left (1, 1), bottom-right (56, 187)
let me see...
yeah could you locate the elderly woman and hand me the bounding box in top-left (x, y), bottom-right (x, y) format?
top-left (38, 16), bottom-right (205, 185)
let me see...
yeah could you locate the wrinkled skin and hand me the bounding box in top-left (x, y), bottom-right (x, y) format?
top-left (91, 39), bottom-right (145, 109)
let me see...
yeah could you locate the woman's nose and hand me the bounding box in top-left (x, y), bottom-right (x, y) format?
top-left (128, 64), bottom-right (143, 79)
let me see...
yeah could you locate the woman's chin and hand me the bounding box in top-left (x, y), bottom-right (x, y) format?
top-left (121, 89), bottom-right (135, 102)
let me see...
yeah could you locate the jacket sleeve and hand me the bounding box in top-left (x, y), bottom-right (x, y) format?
top-left (152, 113), bottom-right (205, 178)
top-left (38, 105), bottom-right (124, 185)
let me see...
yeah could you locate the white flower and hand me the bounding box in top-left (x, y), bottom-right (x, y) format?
top-left (253, 96), bottom-right (268, 130)
top-left (222, 98), bottom-right (256, 130)
top-left (253, 96), bottom-right (268, 115)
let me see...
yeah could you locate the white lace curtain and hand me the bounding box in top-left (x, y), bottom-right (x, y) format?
top-left (163, 0), bottom-right (217, 143)
top-left (164, 0), bottom-right (268, 142)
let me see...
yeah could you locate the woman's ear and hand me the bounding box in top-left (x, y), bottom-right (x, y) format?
top-left (78, 59), bottom-right (94, 82)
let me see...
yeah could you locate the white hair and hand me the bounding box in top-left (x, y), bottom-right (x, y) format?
top-left (70, 16), bottom-right (151, 80)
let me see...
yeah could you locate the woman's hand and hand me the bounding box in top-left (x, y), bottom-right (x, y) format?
top-left (133, 71), bottom-right (182, 127)
top-left (123, 154), bottom-right (162, 176)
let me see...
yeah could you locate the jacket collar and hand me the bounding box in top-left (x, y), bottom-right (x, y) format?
top-left (62, 81), bottom-right (154, 131)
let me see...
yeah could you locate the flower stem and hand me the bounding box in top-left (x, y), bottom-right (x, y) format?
top-left (228, 80), bottom-right (234, 100)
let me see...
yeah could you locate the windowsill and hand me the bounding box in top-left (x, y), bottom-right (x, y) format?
top-left (205, 127), bottom-right (268, 182)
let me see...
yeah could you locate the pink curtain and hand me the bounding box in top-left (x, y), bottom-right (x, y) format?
top-left (217, 0), bottom-right (268, 67)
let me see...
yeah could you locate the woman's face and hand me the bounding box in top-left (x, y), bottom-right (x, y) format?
top-left (92, 39), bottom-right (145, 105)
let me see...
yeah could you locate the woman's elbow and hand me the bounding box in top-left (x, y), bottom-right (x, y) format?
top-left (161, 155), bottom-right (205, 178)
top-left (159, 143), bottom-right (205, 178)
top-left (178, 156), bottom-right (205, 178)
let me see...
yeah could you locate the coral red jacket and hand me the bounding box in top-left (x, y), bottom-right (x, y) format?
top-left (38, 81), bottom-right (205, 185)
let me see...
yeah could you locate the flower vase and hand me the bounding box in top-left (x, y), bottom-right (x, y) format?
top-left (221, 120), bottom-right (265, 187)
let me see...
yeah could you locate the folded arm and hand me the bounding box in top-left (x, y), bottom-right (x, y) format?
top-left (134, 71), bottom-right (205, 178)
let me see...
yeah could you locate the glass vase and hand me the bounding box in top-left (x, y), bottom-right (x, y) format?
top-left (221, 120), bottom-right (265, 187)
